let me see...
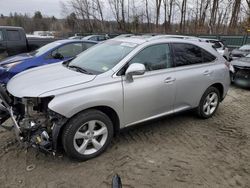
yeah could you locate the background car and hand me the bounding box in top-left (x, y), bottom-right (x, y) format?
top-left (230, 54), bottom-right (250, 87)
top-left (0, 39), bottom-right (97, 84)
top-left (83, 34), bottom-right (110, 41)
top-left (230, 44), bottom-right (250, 59)
top-left (199, 38), bottom-right (229, 60)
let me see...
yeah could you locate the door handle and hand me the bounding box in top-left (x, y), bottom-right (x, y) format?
top-left (164, 77), bottom-right (176, 84)
top-left (203, 70), bottom-right (213, 75)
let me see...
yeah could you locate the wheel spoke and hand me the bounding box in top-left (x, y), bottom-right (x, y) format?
top-left (203, 102), bottom-right (209, 111)
top-left (94, 127), bottom-right (107, 137)
top-left (207, 105), bottom-right (211, 114)
top-left (210, 102), bottom-right (217, 107)
top-left (92, 139), bottom-right (102, 150)
top-left (77, 140), bottom-right (89, 154)
top-left (210, 93), bottom-right (217, 101)
top-left (75, 131), bottom-right (88, 139)
top-left (88, 121), bottom-right (96, 132)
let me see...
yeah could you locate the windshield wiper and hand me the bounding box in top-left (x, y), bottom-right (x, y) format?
top-left (68, 65), bottom-right (93, 75)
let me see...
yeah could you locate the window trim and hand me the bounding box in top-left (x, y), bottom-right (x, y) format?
top-left (170, 42), bottom-right (217, 68)
top-left (116, 43), bottom-right (174, 76)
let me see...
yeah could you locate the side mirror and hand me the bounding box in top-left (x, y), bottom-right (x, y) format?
top-left (53, 53), bottom-right (64, 60)
top-left (125, 63), bottom-right (146, 81)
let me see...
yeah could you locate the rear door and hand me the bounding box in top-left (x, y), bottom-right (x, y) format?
top-left (122, 43), bottom-right (176, 126)
top-left (171, 43), bottom-right (217, 111)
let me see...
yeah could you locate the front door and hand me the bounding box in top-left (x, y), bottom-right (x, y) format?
top-left (122, 43), bottom-right (176, 126)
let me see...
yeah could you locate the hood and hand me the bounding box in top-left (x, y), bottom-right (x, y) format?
top-left (7, 63), bottom-right (96, 98)
top-left (0, 53), bottom-right (33, 65)
top-left (231, 49), bottom-right (250, 55)
top-left (231, 58), bottom-right (250, 68)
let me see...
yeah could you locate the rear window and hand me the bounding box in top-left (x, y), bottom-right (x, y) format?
top-left (7, 30), bottom-right (21, 41)
top-left (172, 43), bottom-right (216, 67)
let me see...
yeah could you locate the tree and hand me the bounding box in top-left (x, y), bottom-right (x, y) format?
top-left (155, 0), bottom-right (162, 30)
top-left (33, 11), bottom-right (43, 19)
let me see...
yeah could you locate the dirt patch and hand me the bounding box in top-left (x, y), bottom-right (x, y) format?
top-left (0, 86), bottom-right (250, 188)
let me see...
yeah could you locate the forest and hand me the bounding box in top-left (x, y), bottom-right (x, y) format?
top-left (0, 0), bottom-right (249, 35)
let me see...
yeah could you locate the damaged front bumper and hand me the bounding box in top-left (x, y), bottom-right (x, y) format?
top-left (0, 86), bottom-right (67, 154)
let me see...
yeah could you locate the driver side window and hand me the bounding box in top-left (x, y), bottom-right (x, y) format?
top-left (129, 44), bottom-right (172, 71)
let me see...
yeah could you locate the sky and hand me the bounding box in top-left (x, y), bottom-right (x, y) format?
top-left (0, 0), bottom-right (66, 18)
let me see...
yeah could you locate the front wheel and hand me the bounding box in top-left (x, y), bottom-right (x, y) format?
top-left (62, 110), bottom-right (114, 161)
top-left (197, 87), bottom-right (220, 119)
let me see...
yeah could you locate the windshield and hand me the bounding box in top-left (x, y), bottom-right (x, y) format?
top-left (239, 45), bottom-right (250, 50)
top-left (29, 41), bottom-right (62, 56)
top-left (68, 40), bottom-right (137, 74)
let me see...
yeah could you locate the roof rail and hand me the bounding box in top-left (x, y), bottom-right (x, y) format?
top-left (147, 35), bottom-right (201, 41)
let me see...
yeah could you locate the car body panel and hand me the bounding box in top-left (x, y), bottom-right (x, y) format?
top-left (7, 63), bottom-right (96, 98)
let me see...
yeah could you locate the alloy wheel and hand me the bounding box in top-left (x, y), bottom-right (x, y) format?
top-left (73, 120), bottom-right (108, 155)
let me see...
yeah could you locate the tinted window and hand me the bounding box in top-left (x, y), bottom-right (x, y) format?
top-left (83, 42), bottom-right (95, 50)
top-left (89, 36), bottom-right (98, 41)
top-left (0, 30), bottom-right (3, 41)
top-left (7, 30), bottom-right (21, 41)
top-left (98, 36), bottom-right (106, 41)
top-left (129, 44), bottom-right (172, 71)
top-left (211, 41), bottom-right (222, 48)
top-left (202, 49), bottom-right (216, 63)
top-left (172, 43), bottom-right (203, 66)
top-left (56, 43), bottom-right (83, 57)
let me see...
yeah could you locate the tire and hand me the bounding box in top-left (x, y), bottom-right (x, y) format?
top-left (197, 87), bottom-right (220, 119)
top-left (62, 109), bottom-right (114, 161)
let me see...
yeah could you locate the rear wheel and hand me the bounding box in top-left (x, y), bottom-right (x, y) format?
top-left (197, 87), bottom-right (220, 119)
top-left (62, 109), bottom-right (113, 161)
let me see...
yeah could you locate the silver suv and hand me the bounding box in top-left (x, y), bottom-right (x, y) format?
top-left (2, 36), bottom-right (230, 161)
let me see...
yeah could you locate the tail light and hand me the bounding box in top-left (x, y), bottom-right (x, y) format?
top-left (224, 61), bottom-right (230, 69)
top-left (224, 61), bottom-right (235, 73)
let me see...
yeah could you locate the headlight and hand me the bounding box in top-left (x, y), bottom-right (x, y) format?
top-left (3, 61), bottom-right (22, 70)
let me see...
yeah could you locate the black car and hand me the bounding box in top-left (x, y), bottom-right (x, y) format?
top-left (231, 54), bottom-right (250, 87)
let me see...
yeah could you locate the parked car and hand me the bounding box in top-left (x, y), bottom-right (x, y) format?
top-left (199, 38), bottom-right (229, 60)
top-left (230, 54), bottom-right (250, 87)
top-left (68, 36), bottom-right (84, 40)
top-left (0, 39), bottom-right (97, 84)
top-left (83, 34), bottom-right (110, 41)
top-left (0, 37), bottom-right (230, 161)
top-left (0, 26), bottom-right (56, 60)
top-left (230, 44), bottom-right (250, 59)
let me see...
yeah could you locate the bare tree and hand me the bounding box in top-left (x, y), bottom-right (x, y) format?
top-left (155, 0), bottom-right (162, 30)
top-left (179, 0), bottom-right (187, 33)
top-left (145, 0), bottom-right (151, 31)
top-left (229, 0), bottom-right (241, 29)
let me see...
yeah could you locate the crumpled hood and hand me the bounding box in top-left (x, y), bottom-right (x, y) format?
top-left (7, 63), bottom-right (96, 98)
top-left (0, 53), bottom-right (33, 65)
top-left (231, 58), bottom-right (250, 68)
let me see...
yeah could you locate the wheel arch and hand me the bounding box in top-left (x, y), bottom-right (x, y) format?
top-left (55, 105), bottom-right (120, 151)
top-left (209, 83), bottom-right (224, 101)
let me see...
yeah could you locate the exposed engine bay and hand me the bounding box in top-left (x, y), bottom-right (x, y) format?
top-left (0, 86), bottom-right (67, 153)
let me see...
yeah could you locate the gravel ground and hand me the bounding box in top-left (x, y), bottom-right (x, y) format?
top-left (0, 86), bottom-right (250, 188)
